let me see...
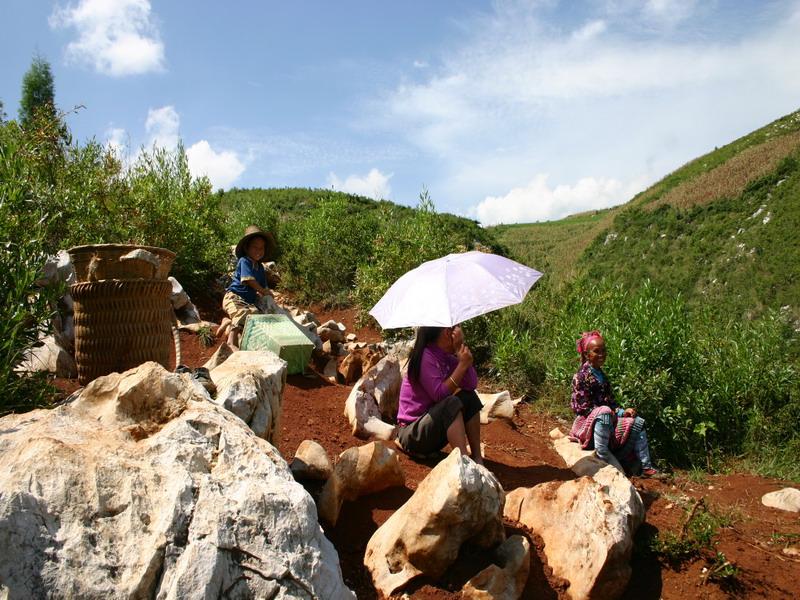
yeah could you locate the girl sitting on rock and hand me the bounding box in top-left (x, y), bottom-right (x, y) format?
top-left (569, 330), bottom-right (661, 477)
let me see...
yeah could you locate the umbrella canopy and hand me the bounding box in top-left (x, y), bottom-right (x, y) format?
top-left (369, 251), bottom-right (543, 329)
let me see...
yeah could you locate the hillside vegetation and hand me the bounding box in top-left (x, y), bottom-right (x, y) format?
top-left (490, 109), bottom-right (800, 478)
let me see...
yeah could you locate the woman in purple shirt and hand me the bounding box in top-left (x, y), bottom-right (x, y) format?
top-left (395, 325), bottom-right (484, 465)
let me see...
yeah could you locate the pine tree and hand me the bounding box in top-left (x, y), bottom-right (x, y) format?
top-left (19, 56), bottom-right (57, 126)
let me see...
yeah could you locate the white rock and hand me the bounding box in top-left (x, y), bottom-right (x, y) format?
top-left (318, 442), bottom-right (405, 526)
top-left (503, 428), bottom-right (646, 600)
top-left (175, 301), bottom-right (202, 326)
top-left (0, 362), bottom-right (355, 600)
top-left (16, 334), bottom-right (77, 378)
top-left (462, 535), bottom-right (530, 600)
top-left (505, 477), bottom-right (637, 600)
top-left (550, 427), bottom-right (625, 473)
top-left (168, 276), bottom-right (191, 310)
top-left (762, 488), bottom-right (800, 512)
top-left (343, 356), bottom-right (400, 440)
top-left (345, 333), bottom-right (357, 343)
top-left (478, 390), bottom-right (521, 424)
top-left (36, 249), bottom-right (76, 287)
top-left (210, 351), bottom-right (287, 445)
top-left (202, 342), bottom-right (234, 371)
top-left (291, 440), bottom-right (334, 481)
top-left (364, 449), bottom-right (505, 596)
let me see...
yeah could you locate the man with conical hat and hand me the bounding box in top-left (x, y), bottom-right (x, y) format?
top-left (222, 225), bottom-right (277, 349)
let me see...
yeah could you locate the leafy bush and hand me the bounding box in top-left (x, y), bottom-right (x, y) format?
top-left (280, 195), bottom-right (378, 304)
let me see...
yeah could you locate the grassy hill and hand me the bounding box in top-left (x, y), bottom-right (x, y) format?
top-left (494, 109), bottom-right (800, 320)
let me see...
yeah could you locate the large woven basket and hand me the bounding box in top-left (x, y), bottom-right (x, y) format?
top-left (69, 244), bottom-right (176, 282)
top-left (72, 279), bottom-right (173, 384)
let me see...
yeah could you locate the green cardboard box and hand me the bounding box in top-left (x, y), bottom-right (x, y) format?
top-left (240, 314), bottom-right (315, 374)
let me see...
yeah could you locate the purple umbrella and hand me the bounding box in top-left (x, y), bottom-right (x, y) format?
top-left (369, 251), bottom-right (543, 329)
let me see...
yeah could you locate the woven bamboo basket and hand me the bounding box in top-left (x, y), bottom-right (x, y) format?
top-left (69, 244), bottom-right (176, 282)
top-left (72, 279), bottom-right (173, 384)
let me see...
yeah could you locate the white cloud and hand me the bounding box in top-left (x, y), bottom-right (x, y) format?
top-left (474, 174), bottom-right (648, 226)
top-left (145, 105), bottom-right (180, 149)
top-left (105, 106), bottom-right (245, 189)
top-left (186, 140), bottom-right (246, 190)
top-left (50, 0), bottom-right (165, 76)
top-left (104, 126), bottom-right (128, 157)
top-left (327, 168), bottom-right (392, 200)
top-left (413, 60), bottom-right (429, 69)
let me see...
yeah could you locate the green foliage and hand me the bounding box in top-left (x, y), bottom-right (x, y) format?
top-left (280, 195), bottom-right (379, 304)
top-left (122, 145), bottom-right (227, 291)
top-left (0, 118), bottom-right (61, 414)
top-left (650, 499), bottom-right (740, 585)
top-left (19, 56), bottom-right (57, 127)
top-left (197, 324), bottom-right (215, 348)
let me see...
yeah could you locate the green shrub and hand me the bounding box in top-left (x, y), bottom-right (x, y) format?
top-left (280, 195), bottom-right (379, 304)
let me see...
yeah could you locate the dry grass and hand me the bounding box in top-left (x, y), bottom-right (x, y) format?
top-left (647, 130), bottom-right (800, 211)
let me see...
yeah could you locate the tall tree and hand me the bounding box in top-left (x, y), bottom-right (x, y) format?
top-left (19, 56), bottom-right (56, 126)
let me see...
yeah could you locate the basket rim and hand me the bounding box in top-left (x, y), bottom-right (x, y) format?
top-left (67, 243), bottom-right (176, 260)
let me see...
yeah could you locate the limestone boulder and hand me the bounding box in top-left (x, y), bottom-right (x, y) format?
top-left (317, 320), bottom-right (346, 344)
top-left (364, 449), bottom-right (505, 596)
top-left (202, 342), bottom-right (234, 371)
top-left (291, 440), bottom-right (334, 481)
top-left (168, 276), bottom-right (190, 310)
top-left (478, 390), bottom-right (521, 424)
top-left (762, 488), bottom-right (800, 512)
top-left (344, 355), bottom-right (401, 441)
top-left (16, 334), bottom-right (77, 378)
top-left (0, 362), bottom-right (355, 599)
top-left (175, 301), bottom-right (202, 326)
top-left (36, 249), bottom-right (76, 287)
top-left (318, 442), bottom-right (405, 526)
top-left (462, 535), bottom-right (531, 600)
top-left (210, 350), bottom-right (287, 445)
top-left (339, 345), bottom-right (385, 385)
top-left (550, 426), bottom-right (625, 474)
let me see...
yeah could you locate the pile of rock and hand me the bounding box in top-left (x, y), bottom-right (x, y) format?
top-left (0, 362), bottom-right (356, 599)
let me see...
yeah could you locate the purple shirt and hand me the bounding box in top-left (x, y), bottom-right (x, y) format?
top-left (397, 344), bottom-right (478, 425)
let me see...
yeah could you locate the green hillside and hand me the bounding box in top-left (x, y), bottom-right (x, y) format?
top-left (483, 109), bottom-right (800, 477)
top-left (495, 109), bottom-right (800, 320)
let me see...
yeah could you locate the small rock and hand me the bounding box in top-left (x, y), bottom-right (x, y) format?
top-left (290, 440), bottom-right (333, 481)
top-left (762, 488), bottom-right (800, 512)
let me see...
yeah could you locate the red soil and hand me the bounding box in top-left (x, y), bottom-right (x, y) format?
top-left (56, 299), bottom-right (800, 599)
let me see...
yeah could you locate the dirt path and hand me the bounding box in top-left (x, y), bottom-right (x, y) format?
top-left (114, 302), bottom-right (800, 598)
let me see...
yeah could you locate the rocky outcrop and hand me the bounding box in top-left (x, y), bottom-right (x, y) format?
top-left (209, 350), bottom-right (286, 445)
top-left (364, 449), bottom-right (505, 597)
top-left (502, 428), bottom-right (645, 600)
top-left (0, 362), bottom-right (354, 599)
top-left (762, 487), bottom-right (800, 512)
top-left (462, 535), bottom-right (530, 600)
top-left (291, 440), bottom-right (334, 481)
top-left (16, 334), bottom-right (77, 378)
top-left (343, 355), bottom-right (401, 441)
top-left (318, 442), bottom-right (405, 526)
top-left (478, 390), bottom-right (521, 424)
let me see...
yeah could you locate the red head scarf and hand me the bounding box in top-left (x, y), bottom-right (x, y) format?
top-left (576, 330), bottom-right (603, 356)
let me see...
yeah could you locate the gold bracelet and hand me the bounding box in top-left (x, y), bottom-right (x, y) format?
top-left (448, 375), bottom-right (458, 388)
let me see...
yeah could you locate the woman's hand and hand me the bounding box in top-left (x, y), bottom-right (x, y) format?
top-left (457, 343), bottom-right (473, 368)
top-left (623, 407), bottom-right (637, 418)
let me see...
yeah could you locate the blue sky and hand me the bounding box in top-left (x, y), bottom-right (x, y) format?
top-left (2, 1), bottom-right (799, 224)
